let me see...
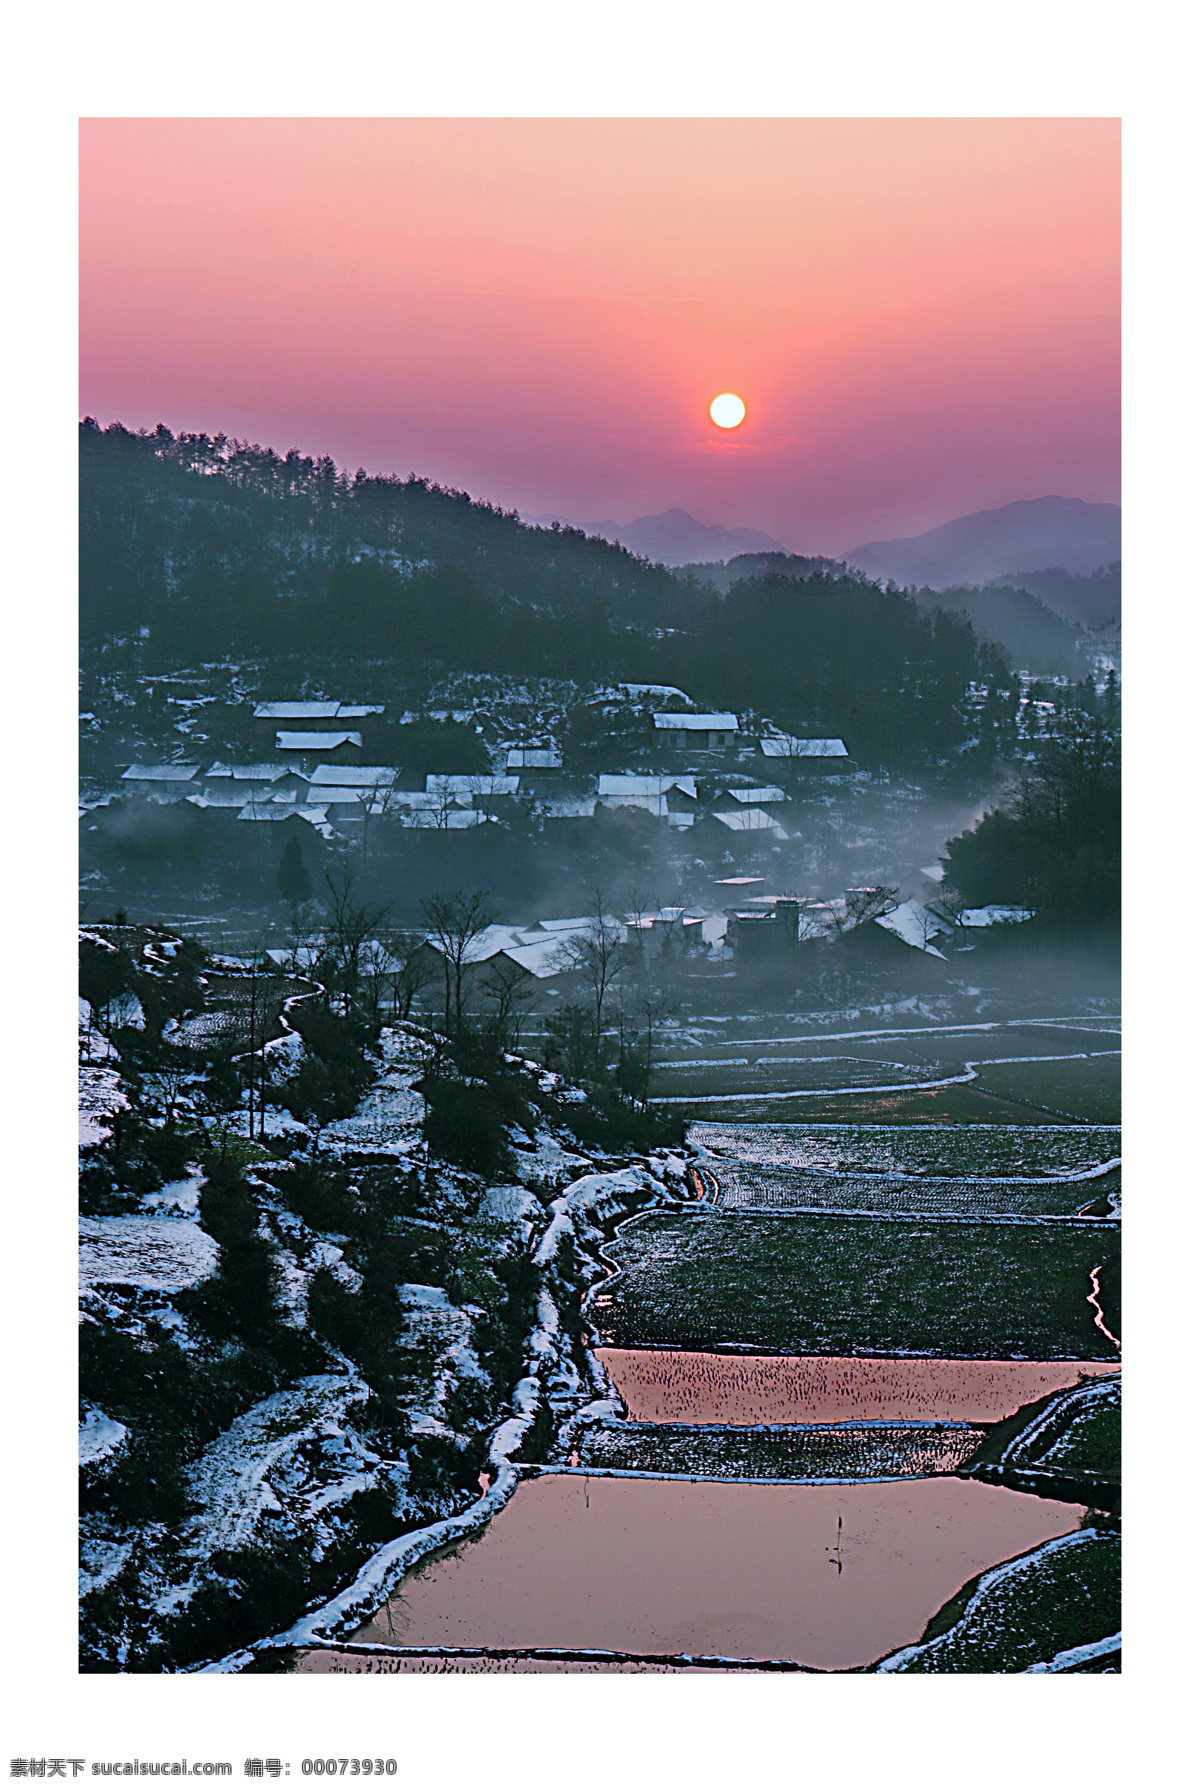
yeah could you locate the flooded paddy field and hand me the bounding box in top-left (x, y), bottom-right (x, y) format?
top-left (596, 1349), bottom-right (1119, 1425)
top-left (595, 1211), bottom-right (1121, 1358)
top-left (576, 1419), bottom-right (985, 1480)
top-left (347, 1473), bottom-right (1086, 1672)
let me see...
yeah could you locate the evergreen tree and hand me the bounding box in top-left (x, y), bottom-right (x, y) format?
top-left (276, 837), bottom-right (312, 915)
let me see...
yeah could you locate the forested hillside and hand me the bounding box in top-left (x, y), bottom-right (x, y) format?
top-left (80, 420), bottom-right (1017, 771)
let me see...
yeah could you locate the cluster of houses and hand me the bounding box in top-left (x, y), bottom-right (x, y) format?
top-left (724, 886), bottom-right (1033, 975)
top-left (261, 886), bottom-right (1034, 1023)
top-left (101, 694), bottom-right (856, 854)
top-left (266, 906), bottom-right (711, 1017)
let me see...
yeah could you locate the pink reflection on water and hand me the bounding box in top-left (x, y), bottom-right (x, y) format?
top-left (353, 1475), bottom-right (1084, 1671)
top-left (597, 1349), bottom-right (1119, 1426)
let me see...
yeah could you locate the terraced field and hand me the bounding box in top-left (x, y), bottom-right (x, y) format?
top-left (689, 1123), bottom-right (1121, 1179)
top-left (708, 1166), bottom-right (1120, 1220)
top-left (654, 1055), bottom-right (950, 1100)
top-left (877, 1528), bottom-right (1120, 1673)
top-left (595, 1211), bottom-right (1121, 1359)
top-left (1002, 1376), bottom-right (1121, 1480)
top-left (597, 1350), bottom-right (1119, 1426)
top-left (577, 1420), bottom-right (986, 1481)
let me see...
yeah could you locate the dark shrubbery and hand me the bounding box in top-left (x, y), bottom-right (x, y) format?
top-left (422, 1079), bottom-right (518, 1180)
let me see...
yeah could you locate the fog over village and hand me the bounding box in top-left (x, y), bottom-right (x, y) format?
top-left (75, 118), bottom-right (1121, 1684)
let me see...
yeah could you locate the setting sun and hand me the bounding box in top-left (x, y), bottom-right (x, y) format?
top-left (709, 392), bottom-right (746, 430)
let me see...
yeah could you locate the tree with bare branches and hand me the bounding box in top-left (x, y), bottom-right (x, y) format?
top-left (322, 865), bottom-right (390, 1012)
top-left (382, 928), bottom-right (438, 1021)
top-left (841, 885), bottom-right (900, 930)
top-left (420, 889), bottom-right (494, 1036)
top-left (553, 886), bottom-right (625, 1068)
top-left (482, 954), bottom-right (537, 1052)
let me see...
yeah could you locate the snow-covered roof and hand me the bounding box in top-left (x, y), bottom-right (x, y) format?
top-left (387, 789), bottom-right (444, 809)
top-left (598, 774), bottom-right (697, 799)
top-left (724, 785), bottom-right (787, 805)
top-left (426, 773), bottom-right (520, 798)
top-left (275, 730), bottom-right (362, 751)
top-left (506, 747), bottom-right (563, 770)
top-left (712, 807), bottom-right (789, 838)
top-left (236, 802), bottom-right (331, 827)
top-left (424, 923), bottom-right (525, 965)
top-left (121, 763), bottom-right (200, 782)
top-left (960, 905), bottom-right (1034, 927)
top-left (759, 735), bottom-right (849, 759)
top-left (537, 915), bottom-right (609, 933)
top-left (308, 764), bottom-right (397, 787)
top-left (204, 762), bottom-right (293, 783)
top-left (255, 701), bottom-right (341, 720)
top-left (652, 711), bottom-right (739, 731)
top-left (402, 808), bottom-right (495, 829)
top-left (334, 703), bottom-right (385, 718)
top-left (873, 899), bottom-right (949, 958)
top-left (499, 938), bottom-right (571, 978)
top-left (618, 683), bottom-right (692, 701)
top-left (187, 790), bottom-right (252, 809)
top-left (626, 906), bottom-right (703, 929)
top-left (305, 786), bottom-right (389, 808)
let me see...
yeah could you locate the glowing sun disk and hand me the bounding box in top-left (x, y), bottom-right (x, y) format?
top-left (709, 392), bottom-right (746, 429)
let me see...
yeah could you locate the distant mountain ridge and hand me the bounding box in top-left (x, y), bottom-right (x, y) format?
top-left (844, 498), bottom-right (1120, 591)
top-left (595, 508), bottom-right (787, 566)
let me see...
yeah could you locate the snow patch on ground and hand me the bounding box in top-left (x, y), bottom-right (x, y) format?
top-left (185, 1375), bottom-right (370, 1556)
top-left (535, 1166), bottom-right (668, 1268)
top-left (79, 1064), bottom-right (128, 1149)
top-left (79, 1407), bottom-right (128, 1467)
top-left (141, 1170), bottom-right (204, 1216)
top-left (80, 1216), bottom-right (220, 1292)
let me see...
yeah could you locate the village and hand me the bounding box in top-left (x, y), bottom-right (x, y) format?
top-left (77, 677), bottom-right (1050, 1024)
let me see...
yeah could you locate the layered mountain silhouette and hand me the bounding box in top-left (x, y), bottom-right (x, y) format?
top-left (844, 497), bottom-right (1120, 591)
top-left (594, 508), bottom-right (787, 565)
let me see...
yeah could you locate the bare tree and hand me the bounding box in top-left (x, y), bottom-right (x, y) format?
top-left (323, 865), bottom-right (390, 1012)
top-left (354, 781), bottom-right (393, 858)
top-left (420, 889), bottom-right (494, 1036)
top-left (232, 928), bottom-right (272, 1140)
top-left (383, 928), bottom-right (438, 1021)
top-left (360, 938), bottom-right (394, 1014)
top-left (840, 885), bottom-right (900, 930)
top-left (914, 903), bottom-right (945, 953)
top-left (482, 954), bottom-right (537, 1052)
top-left (636, 978), bottom-right (678, 1107)
top-left (927, 885), bottom-right (969, 932)
top-left (553, 886), bottom-right (625, 1066)
top-left (284, 899), bottom-right (323, 979)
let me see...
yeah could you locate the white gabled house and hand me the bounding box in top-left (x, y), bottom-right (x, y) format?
top-left (652, 711), bottom-right (740, 750)
top-left (597, 774), bottom-right (698, 820)
top-left (758, 734), bottom-right (852, 773)
top-left (505, 746), bottom-right (563, 773)
top-left (275, 730), bottom-right (363, 763)
top-left (120, 763), bottom-right (201, 797)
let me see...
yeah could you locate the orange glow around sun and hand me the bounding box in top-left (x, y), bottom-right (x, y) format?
top-left (709, 393), bottom-right (746, 429)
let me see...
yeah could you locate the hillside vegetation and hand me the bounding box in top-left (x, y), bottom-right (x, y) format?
top-left (81, 422), bottom-right (1017, 773)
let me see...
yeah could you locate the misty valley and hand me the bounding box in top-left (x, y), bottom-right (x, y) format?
top-left (78, 421), bottom-right (1120, 1676)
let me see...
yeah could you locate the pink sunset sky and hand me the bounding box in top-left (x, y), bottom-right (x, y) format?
top-left (79, 117), bottom-right (1119, 553)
